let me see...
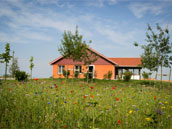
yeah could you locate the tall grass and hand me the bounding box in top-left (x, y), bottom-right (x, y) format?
top-left (0, 79), bottom-right (172, 128)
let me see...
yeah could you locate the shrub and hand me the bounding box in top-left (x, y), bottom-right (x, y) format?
top-left (15, 70), bottom-right (28, 81)
top-left (103, 74), bottom-right (108, 79)
top-left (63, 70), bottom-right (70, 79)
top-left (123, 70), bottom-right (132, 82)
top-left (107, 71), bottom-right (112, 80)
top-left (142, 71), bottom-right (149, 80)
top-left (74, 71), bottom-right (79, 78)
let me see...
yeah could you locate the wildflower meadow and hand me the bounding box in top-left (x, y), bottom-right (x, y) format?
top-left (0, 79), bottom-right (172, 128)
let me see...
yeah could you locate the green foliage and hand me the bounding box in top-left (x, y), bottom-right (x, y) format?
top-left (74, 71), bottom-right (79, 78)
top-left (107, 71), bottom-right (112, 80)
top-left (0, 43), bottom-right (12, 63)
top-left (0, 43), bottom-right (12, 80)
top-left (103, 73), bottom-right (108, 79)
top-left (142, 71), bottom-right (149, 80)
top-left (29, 56), bottom-right (34, 79)
top-left (123, 70), bottom-right (132, 82)
top-left (135, 24), bottom-right (172, 81)
top-left (58, 26), bottom-right (98, 80)
top-left (58, 26), bottom-right (88, 62)
top-left (63, 69), bottom-right (70, 79)
top-left (15, 70), bottom-right (28, 81)
top-left (103, 71), bottom-right (112, 80)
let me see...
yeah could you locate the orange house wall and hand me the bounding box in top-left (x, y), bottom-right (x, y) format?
top-left (53, 64), bottom-right (115, 79)
top-left (95, 65), bottom-right (114, 79)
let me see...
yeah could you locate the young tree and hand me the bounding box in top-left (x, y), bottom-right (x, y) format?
top-left (9, 51), bottom-right (19, 78)
top-left (30, 56), bottom-right (34, 79)
top-left (0, 43), bottom-right (12, 80)
top-left (135, 24), bottom-right (172, 83)
top-left (169, 56), bottom-right (172, 82)
top-left (58, 26), bottom-right (98, 81)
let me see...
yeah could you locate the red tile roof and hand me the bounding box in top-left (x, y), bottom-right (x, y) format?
top-left (109, 58), bottom-right (141, 67)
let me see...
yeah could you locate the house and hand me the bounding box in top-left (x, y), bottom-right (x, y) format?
top-left (49, 47), bottom-right (142, 80)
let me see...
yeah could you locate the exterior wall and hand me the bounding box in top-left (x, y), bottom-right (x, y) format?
top-left (52, 64), bottom-right (115, 79)
top-left (95, 65), bottom-right (114, 79)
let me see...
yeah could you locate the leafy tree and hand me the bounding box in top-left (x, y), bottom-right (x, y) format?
top-left (58, 26), bottom-right (98, 81)
top-left (0, 43), bottom-right (12, 80)
top-left (134, 24), bottom-right (172, 83)
top-left (30, 56), bottom-right (34, 79)
top-left (9, 51), bottom-right (19, 78)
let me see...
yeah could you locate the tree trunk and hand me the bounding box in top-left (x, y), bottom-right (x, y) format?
top-left (155, 70), bottom-right (158, 80)
top-left (160, 64), bottom-right (162, 82)
top-left (5, 62), bottom-right (8, 80)
top-left (169, 68), bottom-right (171, 83)
top-left (160, 64), bottom-right (162, 88)
top-left (31, 69), bottom-right (32, 79)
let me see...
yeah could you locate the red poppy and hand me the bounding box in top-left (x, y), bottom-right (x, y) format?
top-left (84, 96), bottom-right (87, 99)
top-left (63, 125), bottom-right (66, 128)
top-left (90, 86), bottom-right (94, 89)
top-left (112, 87), bottom-right (115, 90)
top-left (80, 84), bottom-right (83, 87)
top-left (116, 98), bottom-right (119, 101)
top-left (55, 85), bottom-right (58, 88)
top-left (34, 78), bottom-right (38, 81)
top-left (154, 96), bottom-right (157, 100)
top-left (61, 82), bottom-right (63, 84)
top-left (70, 90), bottom-right (73, 93)
top-left (117, 120), bottom-right (121, 124)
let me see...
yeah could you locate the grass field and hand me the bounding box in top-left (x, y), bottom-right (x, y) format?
top-left (0, 79), bottom-right (172, 129)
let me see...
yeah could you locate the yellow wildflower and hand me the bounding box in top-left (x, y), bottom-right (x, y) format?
top-left (161, 106), bottom-right (165, 109)
top-left (145, 118), bottom-right (151, 121)
top-left (129, 110), bottom-right (133, 114)
top-left (170, 106), bottom-right (172, 109)
top-left (164, 101), bottom-right (168, 104)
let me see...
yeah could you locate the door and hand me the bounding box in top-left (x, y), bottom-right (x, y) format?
top-left (88, 65), bottom-right (94, 79)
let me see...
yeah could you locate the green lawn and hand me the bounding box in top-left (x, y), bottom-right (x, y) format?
top-left (0, 79), bottom-right (172, 128)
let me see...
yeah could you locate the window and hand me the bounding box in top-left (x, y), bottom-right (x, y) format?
top-left (58, 65), bottom-right (65, 74)
top-left (75, 65), bottom-right (82, 73)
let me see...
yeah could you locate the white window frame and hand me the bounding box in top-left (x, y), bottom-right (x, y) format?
top-left (58, 65), bottom-right (65, 74)
top-left (74, 65), bottom-right (82, 73)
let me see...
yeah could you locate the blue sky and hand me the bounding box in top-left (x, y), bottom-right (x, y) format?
top-left (0, 0), bottom-right (172, 78)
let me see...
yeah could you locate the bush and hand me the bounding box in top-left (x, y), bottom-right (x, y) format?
top-left (107, 71), bottom-right (112, 80)
top-left (63, 70), bottom-right (70, 79)
top-left (103, 74), bottom-right (108, 79)
top-left (74, 71), bottom-right (79, 78)
top-left (123, 70), bottom-right (132, 82)
top-left (142, 71), bottom-right (149, 80)
top-left (15, 70), bottom-right (28, 81)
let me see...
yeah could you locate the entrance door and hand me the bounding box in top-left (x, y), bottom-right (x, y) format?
top-left (88, 65), bottom-right (94, 79)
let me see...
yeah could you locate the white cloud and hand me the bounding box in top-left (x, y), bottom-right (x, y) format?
top-left (86, 0), bottom-right (118, 7)
top-left (129, 3), bottom-right (163, 18)
top-left (36, 0), bottom-right (59, 5)
top-left (95, 24), bottom-right (141, 46)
